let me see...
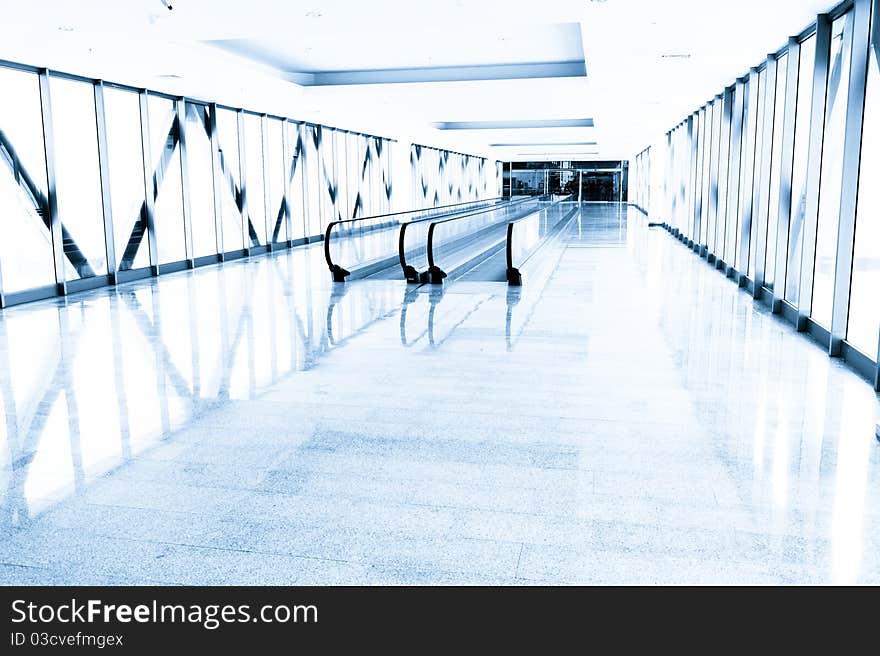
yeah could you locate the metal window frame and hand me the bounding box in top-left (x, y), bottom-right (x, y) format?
top-left (725, 78), bottom-right (745, 273)
top-left (752, 56), bottom-right (779, 295)
top-left (716, 87), bottom-right (733, 267)
top-left (738, 68), bottom-right (761, 282)
top-left (796, 14), bottom-right (833, 331)
top-left (91, 81), bottom-right (118, 286)
top-left (772, 38), bottom-right (802, 314)
top-left (640, 0), bottom-right (880, 390)
top-left (176, 98), bottom-right (195, 268)
top-left (260, 114), bottom-right (274, 251)
top-left (0, 52), bottom-right (440, 312)
top-left (830, 0), bottom-right (874, 361)
top-left (37, 69), bottom-right (67, 295)
top-left (207, 103), bottom-right (225, 260)
top-left (137, 89), bottom-right (159, 275)
top-left (235, 109), bottom-right (250, 254)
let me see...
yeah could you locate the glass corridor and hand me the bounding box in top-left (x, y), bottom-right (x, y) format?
top-left (630, 0), bottom-right (880, 390)
top-left (0, 62), bottom-right (500, 309)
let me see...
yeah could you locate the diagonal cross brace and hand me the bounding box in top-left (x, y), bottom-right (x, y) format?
top-left (0, 128), bottom-right (96, 278)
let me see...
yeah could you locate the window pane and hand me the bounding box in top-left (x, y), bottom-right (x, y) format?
top-left (302, 123), bottom-right (321, 237)
top-left (733, 80), bottom-right (751, 269)
top-left (279, 122), bottom-right (306, 240)
top-left (148, 95), bottom-right (186, 265)
top-left (0, 67), bottom-right (55, 294)
top-left (215, 108), bottom-right (244, 252)
top-left (812, 13), bottom-right (853, 327)
top-left (709, 99), bottom-right (722, 252)
top-left (785, 35), bottom-right (816, 303)
top-left (50, 76), bottom-right (108, 280)
top-left (335, 129), bottom-right (349, 221)
top-left (265, 117), bottom-right (286, 244)
top-left (105, 88), bottom-right (149, 272)
top-left (766, 53), bottom-right (789, 290)
top-left (746, 71), bottom-right (766, 275)
top-left (717, 92), bottom-right (732, 258)
top-left (318, 127), bottom-right (338, 230)
top-left (346, 131), bottom-right (360, 219)
top-left (351, 133), bottom-right (368, 217)
top-left (183, 103), bottom-right (217, 259)
top-left (748, 69), bottom-right (770, 279)
top-left (847, 31), bottom-right (880, 356)
top-left (243, 113), bottom-right (267, 247)
top-left (700, 105), bottom-right (712, 245)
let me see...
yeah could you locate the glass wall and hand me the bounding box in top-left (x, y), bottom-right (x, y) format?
top-left (302, 124), bottom-right (322, 238)
top-left (215, 108), bottom-right (244, 253)
top-left (747, 68), bottom-right (768, 277)
top-left (265, 117), bottom-right (286, 245)
top-left (812, 11), bottom-right (854, 327)
top-left (50, 76), bottom-right (108, 281)
top-left (0, 67), bottom-right (55, 294)
top-left (765, 53), bottom-right (789, 290)
top-left (183, 103), bottom-right (218, 259)
top-left (242, 112), bottom-right (268, 247)
top-left (105, 87), bottom-right (150, 273)
top-left (0, 59), bottom-right (502, 308)
top-left (785, 34), bottom-right (817, 304)
top-left (632, 0), bottom-right (880, 386)
top-left (148, 95), bottom-right (187, 265)
top-left (848, 10), bottom-right (880, 357)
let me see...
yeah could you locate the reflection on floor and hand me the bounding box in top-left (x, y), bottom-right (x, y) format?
top-left (1, 203), bottom-right (879, 584)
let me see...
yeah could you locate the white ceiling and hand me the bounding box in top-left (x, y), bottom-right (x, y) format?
top-left (211, 22), bottom-right (585, 73)
top-left (0, 0), bottom-right (841, 161)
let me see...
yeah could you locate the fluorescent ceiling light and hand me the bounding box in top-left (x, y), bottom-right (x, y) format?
top-left (435, 118), bottom-right (594, 130)
top-left (491, 141), bottom-right (597, 147)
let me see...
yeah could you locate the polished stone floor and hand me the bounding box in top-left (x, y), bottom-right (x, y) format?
top-left (1, 203), bottom-right (879, 585)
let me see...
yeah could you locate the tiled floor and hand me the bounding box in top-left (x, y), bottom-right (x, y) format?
top-left (1, 203), bottom-right (879, 585)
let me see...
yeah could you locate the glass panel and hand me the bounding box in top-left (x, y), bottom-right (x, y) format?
top-left (701, 102), bottom-right (714, 246)
top-left (812, 13), bottom-right (853, 327)
top-left (748, 69), bottom-right (767, 276)
top-left (148, 95), bottom-right (186, 265)
top-left (335, 130), bottom-right (348, 222)
top-left (785, 35), bottom-right (816, 303)
top-left (215, 108), bottom-right (244, 252)
top-left (709, 98), bottom-right (722, 252)
top-left (346, 131), bottom-right (361, 219)
top-left (287, 122), bottom-right (307, 240)
top-left (695, 111), bottom-right (706, 244)
top-left (243, 113), bottom-right (267, 247)
top-left (105, 87), bottom-right (150, 272)
top-left (379, 139), bottom-right (390, 213)
top-left (717, 95), bottom-right (732, 256)
top-left (318, 127), bottom-right (338, 230)
top-left (847, 31), bottom-right (880, 356)
top-left (183, 103), bottom-right (217, 259)
top-left (726, 86), bottom-right (742, 265)
top-left (50, 76), bottom-right (108, 280)
top-left (265, 117), bottom-right (286, 244)
top-left (766, 53), bottom-right (789, 290)
top-left (302, 123), bottom-right (321, 236)
top-left (0, 67), bottom-right (55, 293)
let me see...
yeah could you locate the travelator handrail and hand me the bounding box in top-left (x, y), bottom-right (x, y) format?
top-left (505, 195), bottom-right (578, 286)
top-left (423, 196), bottom-right (559, 283)
top-left (324, 196), bottom-right (510, 281)
top-left (398, 196), bottom-right (536, 283)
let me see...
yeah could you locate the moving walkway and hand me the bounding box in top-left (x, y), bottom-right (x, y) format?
top-left (325, 195), bottom-right (578, 286)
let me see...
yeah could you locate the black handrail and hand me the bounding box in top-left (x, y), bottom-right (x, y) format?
top-left (506, 196), bottom-right (577, 286)
top-left (398, 197), bottom-right (534, 283)
top-left (423, 196), bottom-right (554, 283)
top-left (324, 196), bottom-right (509, 280)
